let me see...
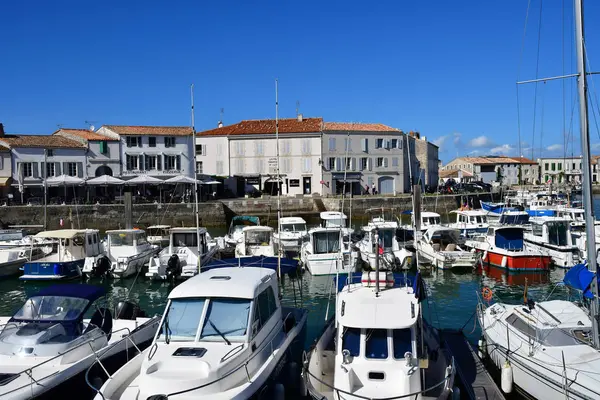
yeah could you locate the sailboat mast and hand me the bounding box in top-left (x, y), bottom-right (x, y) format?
top-left (275, 79), bottom-right (282, 280)
top-left (574, 0), bottom-right (600, 348)
top-left (191, 84), bottom-right (202, 273)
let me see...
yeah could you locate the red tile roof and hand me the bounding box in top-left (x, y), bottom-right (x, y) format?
top-left (54, 128), bottom-right (119, 142)
top-left (198, 118), bottom-right (323, 136)
top-left (323, 122), bottom-right (400, 132)
top-left (509, 156), bottom-right (537, 165)
top-left (451, 156), bottom-right (536, 165)
top-left (103, 125), bottom-right (193, 136)
top-left (0, 145), bottom-right (9, 153)
top-left (440, 169), bottom-right (473, 178)
top-left (0, 135), bottom-right (86, 149)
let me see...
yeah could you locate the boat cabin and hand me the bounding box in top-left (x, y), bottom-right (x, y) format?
top-left (528, 217), bottom-right (574, 247)
top-left (361, 224), bottom-right (397, 253)
top-left (169, 227), bottom-right (209, 255)
top-left (320, 211), bottom-right (348, 229)
top-left (309, 227), bottom-right (350, 255)
top-left (487, 226), bottom-right (525, 251)
top-left (236, 226), bottom-right (274, 257)
top-left (411, 211), bottom-right (441, 230)
top-left (450, 209), bottom-right (487, 225)
top-left (228, 216), bottom-right (260, 237)
top-left (421, 227), bottom-right (461, 252)
top-left (106, 229), bottom-right (150, 255)
top-left (146, 225), bottom-right (170, 246)
top-left (555, 208), bottom-right (585, 230)
top-left (279, 217), bottom-right (307, 234)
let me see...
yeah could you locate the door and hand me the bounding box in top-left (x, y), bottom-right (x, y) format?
top-left (378, 176), bottom-right (394, 195)
top-left (303, 177), bottom-right (311, 194)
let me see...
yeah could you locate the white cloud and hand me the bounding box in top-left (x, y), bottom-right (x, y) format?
top-left (490, 144), bottom-right (514, 155)
top-left (546, 144), bottom-right (563, 152)
top-left (433, 135), bottom-right (449, 147)
top-left (453, 132), bottom-right (462, 145)
top-left (468, 150), bottom-right (480, 155)
top-left (468, 135), bottom-right (495, 148)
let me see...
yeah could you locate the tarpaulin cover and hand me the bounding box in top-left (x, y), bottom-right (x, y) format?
top-left (563, 263), bottom-right (595, 299)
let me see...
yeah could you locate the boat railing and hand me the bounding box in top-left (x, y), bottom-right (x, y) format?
top-left (87, 311), bottom-right (305, 398)
top-left (3, 324), bottom-right (144, 396)
top-left (303, 354), bottom-right (456, 399)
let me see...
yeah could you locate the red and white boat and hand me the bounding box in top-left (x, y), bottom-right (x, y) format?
top-left (465, 225), bottom-right (551, 271)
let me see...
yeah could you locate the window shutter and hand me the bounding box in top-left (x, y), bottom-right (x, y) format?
top-left (157, 156), bottom-right (162, 170)
top-left (54, 162), bottom-right (60, 176)
top-left (41, 162), bottom-right (46, 178)
top-left (362, 138), bottom-right (368, 153)
top-left (77, 162), bottom-right (84, 178)
top-left (351, 158), bottom-right (356, 171)
top-left (384, 158), bottom-right (389, 168)
top-left (176, 155), bottom-right (181, 170)
top-left (63, 162), bottom-right (69, 175)
top-left (368, 158), bottom-right (373, 171)
top-left (138, 155), bottom-right (144, 170)
top-left (33, 163), bottom-right (39, 178)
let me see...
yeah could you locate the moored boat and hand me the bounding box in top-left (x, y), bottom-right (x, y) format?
top-left (417, 226), bottom-right (479, 270)
top-left (301, 227), bottom-right (357, 276)
top-left (523, 217), bottom-right (580, 268)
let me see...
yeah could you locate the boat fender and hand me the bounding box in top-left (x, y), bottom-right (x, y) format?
top-left (482, 251), bottom-right (488, 263)
top-left (451, 386), bottom-right (461, 400)
top-left (273, 383), bottom-right (285, 400)
top-left (501, 256), bottom-right (507, 268)
top-left (115, 301), bottom-right (139, 320)
top-left (501, 360), bottom-right (513, 394)
top-left (478, 337), bottom-right (487, 358)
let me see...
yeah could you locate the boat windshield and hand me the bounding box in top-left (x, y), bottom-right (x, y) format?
top-left (280, 223), bottom-right (307, 233)
top-left (245, 230), bottom-right (271, 245)
top-left (13, 296), bottom-right (89, 322)
top-left (148, 228), bottom-right (167, 237)
top-left (173, 232), bottom-right (198, 247)
top-left (157, 298), bottom-right (251, 343)
top-left (313, 231), bottom-right (340, 254)
top-left (109, 232), bottom-right (134, 246)
top-left (424, 217), bottom-right (441, 225)
top-left (379, 229), bottom-right (394, 250)
top-left (547, 221), bottom-right (569, 246)
top-left (324, 218), bottom-right (346, 228)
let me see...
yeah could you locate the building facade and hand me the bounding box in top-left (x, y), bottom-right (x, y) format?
top-left (196, 118), bottom-right (427, 196)
top-left (413, 132), bottom-right (439, 187)
top-left (54, 128), bottom-right (121, 178)
top-left (537, 156), bottom-right (583, 184)
top-left (96, 125), bottom-right (194, 178)
top-left (442, 156), bottom-right (539, 185)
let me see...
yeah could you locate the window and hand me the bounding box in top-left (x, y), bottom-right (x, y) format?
top-left (391, 139), bottom-right (398, 149)
top-left (235, 142), bottom-right (245, 156)
top-left (506, 313), bottom-right (536, 339)
top-left (235, 159), bottom-right (244, 173)
top-left (532, 222), bottom-right (543, 236)
top-left (149, 137), bottom-right (156, 147)
top-left (196, 144), bottom-right (206, 155)
top-left (196, 161), bottom-right (203, 174)
top-left (164, 137), bottom-right (176, 148)
top-left (216, 161), bottom-right (224, 175)
top-left (157, 155), bottom-right (162, 170)
top-left (173, 232), bottom-right (198, 247)
top-left (164, 155), bottom-right (181, 171)
top-left (572, 163), bottom-right (576, 170)
top-left (145, 155), bottom-right (157, 170)
top-left (376, 157), bottom-right (384, 168)
top-left (158, 298), bottom-right (206, 342)
top-left (558, 163), bottom-right (562, 171)
top-left (255, 159), bottom-right (264, 173)
top-left (255, 141), bottom-right (264, 156)
top-left (393, 328), bottom-right (413, 359)
top-left (366, 329), bottom-right (388, 359)
top-left (551, 163), bottom-right (556, 171)
top-left (361, 138), bottom-right (368, 153)
top-left (301, 139), bottom-right (311, 155)
top-left (329, 137), bottom-right (336, 152)
top-left (376, 138), bottom-right (384, 149)
top-left (109, 232), bottom-right (134, 246)
top-left (548, 221), bottom-right (568, 246)
top-left (252, 287), bottom-right (277, 336)
top-left (47, 149), bottom-right (54, 157)
top-left (126, 155), bottom-right (139, 171)
top-left (344, 138), bottom-right (352, 152)
top-left (67, 162), bottom-right (77, 177)
top-left (201, 298), bottom-right (251, 341)
top-left (342, 327), bottom-right (361, 357)
top-left (313, 231), bottom-right (340, 254)
top-left (544, 163), bottom-right (549, 171)
top-left (217, 143), bottom-right (223, 156)
top-left (328, 157), bottom-right (335, 171)
top-left (99, 141), bottom-right (108, 154)
top-left (392, 157), bottom-right (399, 167)
top-left (126, 136), bottom-right (141, 147)
top-left (345, 157), bottom-right (351, 170)
top-left (360, 157), bottom-right (368, 171)
top-left (281, 140), bottom-right (291, 155)
top-left (301, 158), bottom-right (311, 173)
top-left (46, 163), bottom-right (56, 178)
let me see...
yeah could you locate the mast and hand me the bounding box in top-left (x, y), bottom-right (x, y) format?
top-left (275, 79), bottom-right (282, 280)
top-left (43, 149), bottom-right (47, 230)
top-left (574, 0), bottom-right (600, 348)
top-left (191, 84), bottom-right (202, 274)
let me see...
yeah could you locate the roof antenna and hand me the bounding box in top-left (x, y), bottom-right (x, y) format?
top-left (56, 124), bottom-right (64, 130)
top-left (85, 120), bottom-right (98, 131)
top-left (218, 108), bottom-right (224, 128)
top-left (296, 100), bottom-right (300, 117)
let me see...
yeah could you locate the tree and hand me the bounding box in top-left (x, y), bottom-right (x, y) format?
top-left (496, 167), bottom-right (504, 185)
top-left (517, 166), bottom-right (522, 185)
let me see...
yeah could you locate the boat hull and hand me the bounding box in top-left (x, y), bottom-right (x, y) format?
top-left (0, 258), bottom-right (27, 278)
top-left (482, 251), bottom-right (551, 271)
top-left (20, 259), bottom-right (83, 281)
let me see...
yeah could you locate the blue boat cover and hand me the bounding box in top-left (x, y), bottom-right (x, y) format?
top-left (563, 263), bottom-right (595, 299)
top-left (203, 256), bottom-right (299, 275)
top-left (480, 202), bottom-right (518, 214)
top-left (526, 209), bottom-right (556, 217)
top-left (231, 216), bottom-right (260, 225)
top-left (35, 283), bottom-right (106, 302)
top-left (495, 228), bottom-right (524, 250)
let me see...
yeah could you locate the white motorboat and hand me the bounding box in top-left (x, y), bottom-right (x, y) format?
top-left (446, 209), bottom-right (489, 238)
top-left (273, 216), bottom-right (307, 250)
top-left (223, 216), bottom-right (261, 249)
top-left (146, 225), bottom-right (171, 248)
top-left (0, 245), bottom-right (51, 278)
top-left (417, 226), bottom-right (479, 270)
top-left (93, 267), bottom-right (308, 400)
top-left (555, 207), bottom-right (586, 231)
top-left (300, 227), bottom-right (358, 276)
top-left (304, 271), bottom-right (455, 400)
top-left (20, 229), bottom-right (104, 281)
top-left (356, 213), bottom-right (413, 270)
top-left (146, 227), bottom-right (219, 280)
top-left (235, 226), bottom-right (276, 257)
top-left (0, 284), bottom-right (160, 399)
top-left (83, 229), bottom-right (160, 279)
top-left (401, 211), bottom-right (442, 233)
top-left (0, 229), bottom-right (26, 249)
top-left (523, 217), bottom-right (580, 268)
top-left (320, 211), bottom-right (354, 236)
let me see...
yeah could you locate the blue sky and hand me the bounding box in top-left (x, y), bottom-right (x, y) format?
top-left (2, 0), bottom-right (600, 163)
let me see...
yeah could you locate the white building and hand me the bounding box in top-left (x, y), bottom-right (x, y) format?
top-left (96, 125), bottom-right (194, 178)
top-left (442, 156), bottom-right (539, 185)
top-left (537, 156), bottom-right (582, 184)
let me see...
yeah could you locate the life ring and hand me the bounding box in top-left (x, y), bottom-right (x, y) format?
top-left (482, 287), bottom-right (493, 301)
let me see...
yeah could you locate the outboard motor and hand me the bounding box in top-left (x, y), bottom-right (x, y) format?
top-left (166, 254), bottom-right (181, 280)
top-left (114, 301), bottom-right (146, 320)
top-left (92, 255), bottom-right (112, 278)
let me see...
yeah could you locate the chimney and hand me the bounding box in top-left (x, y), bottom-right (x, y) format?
top-left (0, 123), bottom-right (4, 136)
top-left (218, 121), bottom-right (223, 128)
top-left (297, 113), bottom-right (303, 122)
top-left (415, 131), bottom-right (420, 139)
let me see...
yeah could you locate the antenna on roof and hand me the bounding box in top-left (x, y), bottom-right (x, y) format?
top-left (218, 108), bottom-right (224, 128)
top-left (296, 100), bottom-right (300, 116)
top-left (85, 121), bottom-right (98, 131)
top-left (56, 124), bottom-right (63, 129)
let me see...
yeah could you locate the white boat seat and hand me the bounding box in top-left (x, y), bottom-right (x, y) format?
top-left (445, 243), bottom-right (456, 251)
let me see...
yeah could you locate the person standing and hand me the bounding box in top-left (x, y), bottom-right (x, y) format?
top-left (371, 183), bottom-right (376, 195)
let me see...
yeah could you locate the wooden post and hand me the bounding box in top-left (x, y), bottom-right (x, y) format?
top-left (124, 191), bottom-right (133, 229)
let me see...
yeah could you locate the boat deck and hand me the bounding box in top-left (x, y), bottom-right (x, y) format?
top-left (442, 330), bottom-right (505, 400)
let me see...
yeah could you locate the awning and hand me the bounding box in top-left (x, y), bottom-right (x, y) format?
top-left (0, 177), bottom-right (10, 187)
top-left (35, 229), bottom-right (90, 239)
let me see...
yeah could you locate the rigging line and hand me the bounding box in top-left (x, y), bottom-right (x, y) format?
top-left (582, 41), bottom-right (600, 142)
top-left (562, 0), bottom-right (568, 168)
top-left (540, 81), bottom-right (546, 160)
top-left (531, 0), bottom-right (544, 161)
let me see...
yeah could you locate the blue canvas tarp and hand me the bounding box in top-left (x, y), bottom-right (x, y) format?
top-left (231, 216), bottom-right (260, 226)
top-left (495, 228), bottom-right (524, 251)
top-left (563, 263), bottom-right (595, 299)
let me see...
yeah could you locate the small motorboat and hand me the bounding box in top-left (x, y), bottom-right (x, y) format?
top-left (446, 209), bottom-right (489, 238)
top-left (223, 216), bottom-right (261, 249)
top-left (523, 217), bottom-right (581, 268)
top-left (417, 226), bottom-right (479, 270)
top-left (20, 229), bottom-right (104, 281)
top-left (92, 267), bottom-right (308, 400)
top-left (273, 216), bottom-right (308, 251)
top-left (0, 245), bottom-right (51, 278)
top-left (0, 284), bottom-right (160, 399)
top-left (235, 226), bottom-right (276, 257)
top-left (146, 227), bottom-right (219, 280)
top-left (145, 225), bottom-right (171, 248)
top-left (319, 211), bottom-right (354, 236)
top-left (300, 227), bottom-right (358, 276)
top-left (83, 229), bottom-right (160, 278)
